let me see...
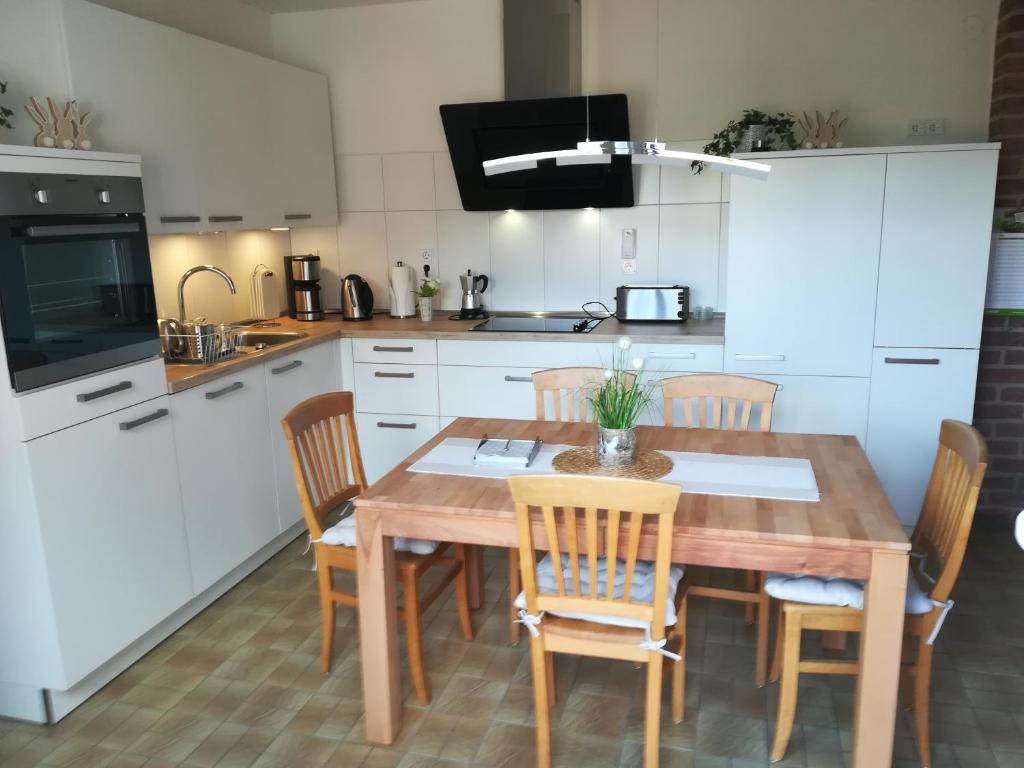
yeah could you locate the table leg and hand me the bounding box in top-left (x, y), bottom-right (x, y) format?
top-left (851, 549), bottom-right (908, 768)
top-left (464, 545), bottom-right (485, 610)
top-left (356, 505), bottom-right (401, 744)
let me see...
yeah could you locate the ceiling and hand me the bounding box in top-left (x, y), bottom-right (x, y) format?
top-left (240, 0), bottom-right (416, 13)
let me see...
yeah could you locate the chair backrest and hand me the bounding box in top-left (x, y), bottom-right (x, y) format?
top-left (912, 419), bottom-right (987, 601)
top-left (661, 373), bottom-right (779, 430)
top-left (281, 391), bottom-right (366, 539)
top-left (532, 367), bottom-right (635, 423)
top-left (507, 475), bottom-right (681, 640)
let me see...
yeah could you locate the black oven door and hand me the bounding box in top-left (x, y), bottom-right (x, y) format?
top-left (0, 213), bottom-right (160, 393)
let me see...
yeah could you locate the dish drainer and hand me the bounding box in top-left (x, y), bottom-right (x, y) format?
top-left (163, 324), bottom-right (246, 365)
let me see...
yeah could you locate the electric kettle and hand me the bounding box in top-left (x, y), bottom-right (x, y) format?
top-left (341, 274), bottom-right (374, 321)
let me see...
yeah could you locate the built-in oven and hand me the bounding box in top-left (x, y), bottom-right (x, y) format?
top-left (0, 172), bottom-right (159, 393)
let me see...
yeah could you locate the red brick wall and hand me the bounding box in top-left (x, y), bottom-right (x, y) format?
top-left (993, 0), bottom-right (1024, 208)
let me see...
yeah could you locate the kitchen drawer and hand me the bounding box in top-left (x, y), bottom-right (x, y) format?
top-left (439, 366), bottom-right (541, 419)
top-left (354, 362), bottom-right (439, 415)
top-left (438, 340), bottom-right (611, 368)
top-left (631, 344), bottom-right (724, 373)
top-left (354, 413), bottom-right (440, 485)
top-left (353, 338), bottom-right (437, 365)
top-left (16, 357), bottom-right (168, 441)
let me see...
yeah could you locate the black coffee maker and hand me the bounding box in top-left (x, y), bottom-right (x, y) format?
top-left (284, 255), bottom-right (323, 321)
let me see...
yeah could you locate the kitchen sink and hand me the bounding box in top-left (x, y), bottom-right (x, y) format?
top-left (235, 331), bottom-right (308, 348)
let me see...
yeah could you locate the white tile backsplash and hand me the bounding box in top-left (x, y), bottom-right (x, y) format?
top-left (384, 210), bottom-right (437, 285)
top-left (433, 152), bottom-right (462, 210)
top-left (382, 152), bottom-right (436, 211)
top-left (658, 203), bottom-right (722, 311)
top-left (634, 164), bottom-right (660, 206)
top-left (660, 141), bottom-right (723, 204)
top-left (339, 211), bottom-right (389, 310)
top-left (489, 210), bottom-right (544, 311)
top-left (336, 154), bottom-right (384, 212)
top-left (543, 209), bottom-right (600, 312)
top-left (436, 210), bottom-right (490, 309)
top-left (599, 206), bottom-right (660, 307)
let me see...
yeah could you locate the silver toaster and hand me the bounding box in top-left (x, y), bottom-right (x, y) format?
top-left (615, 285), bottom-right (689, 322)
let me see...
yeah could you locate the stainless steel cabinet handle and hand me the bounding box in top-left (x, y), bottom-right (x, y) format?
top-left (504, 375), bottom-right (533, 382)
top-left (205, 381), bottom-right (244, 400)
top-left (734, 354), bottom-right (786, 362)
top-left (159, 215), bottom-right (201, 224)
top-left (77, 380), bottom-right (132, 402)
top-left (372, 345), bottom-right (414, 353)
top-left (374, 371), bottom-right (414, 379)
top-left (271, 360), bottom-right (303, 375)
top-left (284, 213), bottom-right (312, 221)
top-left (884, 357), bottom-right (940, 365)
top-left (647, 352), bottom-right (697, 360)
top-left (208, 215), bottom-right (243, 223)
top-left (27, 223), bottom-right (140, 238)
top-left (120, 408), bottom-right (169, 431)
top-left (377, 421), bottom-right (416, 429)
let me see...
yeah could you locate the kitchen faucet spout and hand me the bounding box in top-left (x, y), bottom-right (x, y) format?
top-left (177, 265), bottom-right (237, 321)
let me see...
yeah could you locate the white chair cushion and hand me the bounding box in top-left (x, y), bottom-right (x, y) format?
top-left (764, 565), bottom-right (934, 615)
top-left (514, 553), bottom-right (685, 629)
top-left (319, 515), bottom-right (438, 555)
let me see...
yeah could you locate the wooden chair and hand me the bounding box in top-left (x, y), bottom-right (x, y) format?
top-left (281, 391), bottom-right (474, 704)
top-left (766, 420), bottom-right (987, 767)
top-left (508, 474), bottom-right (688, 768)
top-left (661, 373), bottom-right (779, 686)
top-left (507, 367), bottom-right (636, 643)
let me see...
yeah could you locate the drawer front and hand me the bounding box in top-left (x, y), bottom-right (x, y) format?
top-left (353, 338), bottom-right (437, 365)
top-left (438, 340), bottom-right (612, 368)
top-left (17, 357), bottom-right (168, 441)
top-left (439, 366), bottom-right (541, 419)
top-left (354, 363), bottom-right (439, 415)
top-left (354, 412), bottom-right (440, 485)
top-left (631, 344), bottom-right (724, 373)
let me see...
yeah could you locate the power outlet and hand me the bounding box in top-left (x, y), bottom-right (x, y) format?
top-left (419, 248), bottom-right (434, 272)
top-left (926, 118), bottom-right (946, 136)
top-left (908, 118), bottom-right (945, 137)
top-left (907, 119), bottom-right (926, 137)
top-left (621, 259), bottom-right (637, 274)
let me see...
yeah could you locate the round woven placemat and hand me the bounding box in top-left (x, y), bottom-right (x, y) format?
top-left (552, 446), bottom-right (673, 480)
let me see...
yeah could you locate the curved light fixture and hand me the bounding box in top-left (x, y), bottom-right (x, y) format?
top-left (483, 140), bottom-right (770, 180)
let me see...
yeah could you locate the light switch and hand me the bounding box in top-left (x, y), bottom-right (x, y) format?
top-left (621, 228), bottom-right (636, 259)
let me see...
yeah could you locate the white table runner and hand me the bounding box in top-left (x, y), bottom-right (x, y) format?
top-left (409, 438), bottom-right (820, 502)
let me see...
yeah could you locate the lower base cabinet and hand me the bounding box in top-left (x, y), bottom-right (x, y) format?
top-left (26, 396), bottom-right (191, 689)
top-left (755, 374), bottom-right (870, 444)
top-left (354, 413), bottom-right (440, 485)
top-left (172, 365), bottom-right (278, 594)
top-left (866, 348), bottom-right (980, 527)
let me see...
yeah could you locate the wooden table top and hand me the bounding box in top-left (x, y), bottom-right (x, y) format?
top-left (356, 418), bottom-right (910, 555)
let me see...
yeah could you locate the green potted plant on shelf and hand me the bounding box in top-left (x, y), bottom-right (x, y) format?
top-left (691, 109), bottom-right (797, 174)
top-left (0, 80), bottom-right (15, 135)
top-left (591, 337), bottom-right (654, 467)
top-left (415, 277), bottom-right (440, 321)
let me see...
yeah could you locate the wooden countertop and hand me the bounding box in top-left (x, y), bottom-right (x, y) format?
top-left (164, 313), bottom-right (725, 394)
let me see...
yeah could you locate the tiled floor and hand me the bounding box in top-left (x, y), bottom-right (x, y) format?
top-left (1, 515), bottom-right (1022, 768)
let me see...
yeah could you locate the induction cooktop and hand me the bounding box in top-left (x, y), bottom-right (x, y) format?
top-left (470, 316), bottom-right (604, 334)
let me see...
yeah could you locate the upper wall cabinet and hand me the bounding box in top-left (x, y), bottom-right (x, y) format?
top-left (873, 149), bottom-right (998, 349)
top-left (724, 154), bottom-right (886, 377)
top-left (60, 0), bottom-right (337, 233)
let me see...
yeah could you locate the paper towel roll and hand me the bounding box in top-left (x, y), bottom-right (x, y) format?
top-left (389, 263), bottom-right (416, 318)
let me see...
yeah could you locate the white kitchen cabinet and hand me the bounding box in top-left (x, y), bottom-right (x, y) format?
top-left (354, 338), bottom-right (438, 365)
top-left (172, 366), bottom-right (278, 594)
top-left (874, 150), bottom-right (998, 349)
top-left (439, 366), bottom-right (540, 419)
top-left (25, 397), bottom-right (191, 688)
top-left (866, 348), bottom-right (980, 526)
top-left (751, 375), bottom-right (871, 445)
top-left (268, 64), bottom-right (338, 227)
top-left (438, 339), bottom-right (611, 368)
top-left (266, 341), bottom-right (342, 530)
top-left (355, 413), bottom-right (440, 485)
top-left (725, 154), bottom-right (885, 377)
top-left (354, 362), bottom-right (439, 416)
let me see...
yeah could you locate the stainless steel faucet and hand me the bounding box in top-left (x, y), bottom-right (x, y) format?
top-left (177, 265), bottom-right (237, 321)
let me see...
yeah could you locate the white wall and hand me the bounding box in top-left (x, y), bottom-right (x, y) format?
top-left (271, 0), bottom-right (996, 314)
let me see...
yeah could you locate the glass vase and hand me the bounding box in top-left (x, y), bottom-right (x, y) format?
top-left (596, 425), bottom-right (637, 468)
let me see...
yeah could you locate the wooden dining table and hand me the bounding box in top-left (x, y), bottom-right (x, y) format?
top-left (354, 417), bottom-right (911, 768)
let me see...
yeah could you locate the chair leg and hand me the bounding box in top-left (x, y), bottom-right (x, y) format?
top-left (545, 651), bottom-right (556, 707)
top-left (755, 575), bottom-right (771, 688)
top-left (454, 544), bottom-right (475, 641)
top-left (770, 608), bottom-right (802, 763)
top-left (509, 549), bottom-right (521, 645)
top-left (529, 637), bottom-right (552, 768)
top-left (672, 594), bottom-right (688, 724)
top-left (769, 601), bottom-right (784, 683)
top-left (644, 653), bottom-right (664, 768)
top-left (402, 568), bottom-right (430, 705)
top-left (913, 637), bottom-right (935, 768)
top-left (317, 560), bottom-right (335, 674)
top-left (743, 569), bottom-right (757, 624)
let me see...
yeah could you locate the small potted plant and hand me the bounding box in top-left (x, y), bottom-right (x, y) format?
top-left (0, 80), bottom-right (15, 135)
top-left (415, 276), bottom-right (440, 321)
top-left (591, 337), bottom-right (654, 467)
top-left (691, 109), bottom-right (797, 174)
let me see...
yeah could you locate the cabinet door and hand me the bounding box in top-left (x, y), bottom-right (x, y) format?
top-left (172, 366), bottom-right (278, 594)
top-left (866, 348), bottom-right (979, 526)
top-left (354, 363), bottom-right (439, 416)
top-left (266, 342), bottom-right (342, 530)
top-left (753, 375), bottom-right (871, 445)
top-left (26, 397), bottom-right (191, 688)
top-left (268, 63), bottom-right (338, 228)
top-left (439, 366), bottom-right (541, 419)
top-left (874, 150), bottom-right (998, 349)
top-left (724, 155), bottom-right (885, 377)
top-left (61, 0), bottom-right (201, 233)
top-left (354, 413), bottom-right (440, 485)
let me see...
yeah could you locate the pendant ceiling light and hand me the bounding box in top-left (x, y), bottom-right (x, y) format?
top-left (483, 2), bottom-right (771, 182)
